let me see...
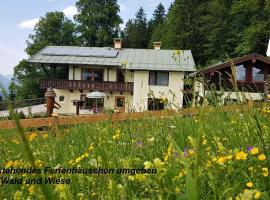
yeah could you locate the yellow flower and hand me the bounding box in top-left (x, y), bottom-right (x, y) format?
top-left (258, 154), bottom-right (266, 161)
top-left (250, 147), bottom-right (259, 155)
top-left (246, 181), bottom-right (253, 188)
top-left (134, 174), bottom-right (146, 182)
top-left (108, 180), bottom-right (113, 190)
top-left (226, 155), bottom-right (233, 160)
top-left (28, 132), bottom-right (37, 141)
top-left (235, 151), bottom-right (248, 160)
top-left (112, 133), bottom-right (120, 140)
top-left (153, 158), bottom-right (165, 168)
top-left (144, 161), bottom-right (152, 169)
top-left (164, 142), bottom-right (173, 161)
top-left (128, 176), bottom-right (135, 181)
top-left (75, 157), bottom-right (82, 163)
top-left (262, 167), bottom-right (268, 177)
top-left (42, 133), bottom-right (49, 139)
top-left (254, 191), bottom-right (262, 199)
top-left (5, 160), bottom-right (13, 168)
top-left (175, 187), bottom-right (181, 193)
top-left (29, 185), bottom-right (35, 195)
top-left (216, 156), bottom-right (226, 164)
top-left (34, 160), bottom-right (43, 167)
top-left (88, 145), bottom-right (94, 151)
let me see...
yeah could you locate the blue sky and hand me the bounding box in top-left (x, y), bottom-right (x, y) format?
top-left (0, 0), bottom-right (173, 75)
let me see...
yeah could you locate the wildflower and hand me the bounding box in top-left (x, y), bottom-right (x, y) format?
top-left (235, 151), bottom-right (248, 160)
top-left (216, 156), bottom-right (226, 165)
top-left (108, 180), bottom-right (113, 190)
top-left (128, 176), bottom-right (135, 181)
top-left (250, 147), bottom-right (259, 155)
top-left (262, 167), bottom-right (268, 177)
top-left (88, 145), bottom-right (94, 151)
top-left (144, 161), bottom-right (152, 169)
top-left (135, 140), bottom-right (143, 147)
top-left (170, 125), bottom-right (176, 129)
top-left (153, 158), bottom-right (165, 168)
top-left (246, 181), bottom-right (253, 188)
top-left (164, 142), bottom-right (173, 161)
top-left (112, 133), bottom-right (120, 140)
top-left (175, 187), bottom-right (181, 193)
top-left (135, 174), bottom-right (146, 182)
top-left (5, 160), bottom-right (13, 168)
top-left (254, 191), bottom-right (262, 199)
top-left (29, 185), bottom-right (35, 195)
top-left (258, 154), bottom-right (266, 161)
top-left (117, 184), bottom-right (123, 190)
top-left (28, 132), bottom-right (37, 141)
top-left (42, 133), bottom-right (49, 139)
top-left (247, 146), bottom-right (253, 152)
top-left (75, 157), bottom-right (82, 163)
top-left (11, 139), bottom-right (20, 144)
top-left (34, 160), bottom-right (43, 167)
top-left (248, 167), bottom-right (254, 171)
top-left (226, 155), bottom-right (233, 160)
top-left (148, 137), bottom-right (155, 143)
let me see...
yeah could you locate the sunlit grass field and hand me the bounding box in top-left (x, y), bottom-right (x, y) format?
top-left (0, 105), bottom-right (269, 199)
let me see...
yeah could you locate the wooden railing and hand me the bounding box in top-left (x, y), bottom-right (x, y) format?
top-left (0, 98), bottom-right (45, 111)
top-left (0, 104), bottom-right (254, 129)
top-left (40, 79), bottom-right (134, 92)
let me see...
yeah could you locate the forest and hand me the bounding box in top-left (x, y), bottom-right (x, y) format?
top-left (9, 0), bottom-right (270, 100)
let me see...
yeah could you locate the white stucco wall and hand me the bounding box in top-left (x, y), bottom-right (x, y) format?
top-left (132, 71), bottom-right (184, 111)
top-left (54, 89), bottom-right (133, 114)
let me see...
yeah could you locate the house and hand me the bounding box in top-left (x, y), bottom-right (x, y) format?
top-left (191, 53), bottom-right (270, 105)
top-left (28, 39), bottom-right (196, 114)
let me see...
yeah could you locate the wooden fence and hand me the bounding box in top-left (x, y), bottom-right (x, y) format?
top-left (0, 104), bottom-right (253, 130)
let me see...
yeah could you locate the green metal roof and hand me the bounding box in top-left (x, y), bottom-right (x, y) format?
top-left (28, 46), bottom-right (196, 72)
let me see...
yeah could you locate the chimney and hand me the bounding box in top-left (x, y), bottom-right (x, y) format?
top-left (154, 42), bottom-right (162, 50)
top-left (114, 38), bottom-right (122, 49)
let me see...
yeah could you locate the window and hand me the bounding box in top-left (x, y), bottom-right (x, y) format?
top-left (148, 98), bottom-right (165, 110)
top-left (80, 94), bottom-right (104, 109)
top-left (81, 68), bottom-right (103, 81)
top-left (252, 66), bottom-right (264, 81)
top-left (236, 64), bottom-right (247, 81)
top-left (149, 71), bottom-right (169, 86)
top-left (117, 69), bottom-right (125, 82)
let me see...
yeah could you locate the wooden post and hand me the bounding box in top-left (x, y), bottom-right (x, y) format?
top-left (45, 87), bottom-right (56, 116)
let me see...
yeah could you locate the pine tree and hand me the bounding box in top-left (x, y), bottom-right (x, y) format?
top-left (123, 7), bottom-right (149, 48)
top-left (148, 3), bottom-right (166, 48)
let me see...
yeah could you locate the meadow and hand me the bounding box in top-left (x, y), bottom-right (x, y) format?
top-left (0, 104), bottom-right (269, 200)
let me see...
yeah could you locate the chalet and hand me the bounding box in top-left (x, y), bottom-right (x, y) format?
top-left (28, 39), bottom-right (196, 114)
top-left (191, 53), bottom-right (270, 105)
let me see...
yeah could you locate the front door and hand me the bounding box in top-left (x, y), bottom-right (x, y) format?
top-left (115, 96), bottom-right (125, 112)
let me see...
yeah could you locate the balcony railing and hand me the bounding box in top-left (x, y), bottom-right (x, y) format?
top-left (40, 79), bottom-right (134, 92)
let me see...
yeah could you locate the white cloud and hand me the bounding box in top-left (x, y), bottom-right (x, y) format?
top-left (17, 18), bottom-right (39, 29)
top-left (62, 6), bottom-right (77, 18)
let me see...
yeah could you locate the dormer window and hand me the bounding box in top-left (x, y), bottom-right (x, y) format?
top-left (236, 64), bottom-right (247, 81)
top-left (252, 65), bottom-right (264, 82)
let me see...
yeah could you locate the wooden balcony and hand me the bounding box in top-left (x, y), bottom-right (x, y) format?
top-left (40, 79), bottom-right (134, 93)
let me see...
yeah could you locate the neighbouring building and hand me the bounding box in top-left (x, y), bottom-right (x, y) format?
top-left (28, 39), bottom-right (196, 114)
top-left (191, 53), bottom-right (270, 105)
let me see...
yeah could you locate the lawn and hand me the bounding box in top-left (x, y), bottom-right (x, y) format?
top-left (0, 105), bottom-right (269, 199)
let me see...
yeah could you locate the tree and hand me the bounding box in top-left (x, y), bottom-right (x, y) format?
top-left (26, 11), bottom-right (78, 56)
top-left (75, 0), bottom-right (122, 46)
top-left (148, 3), bottom-right (166, 48)
top-left (162, 0), bottom-right (208, 64)
top-left (14, 11), bottom-right (77, 100)
top-left (123, 7), bottom-right (149, 48)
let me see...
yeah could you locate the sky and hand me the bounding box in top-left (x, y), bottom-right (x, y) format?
top-left (0, 0), bottom-right (173, 75)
